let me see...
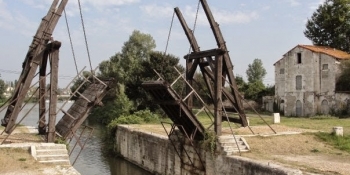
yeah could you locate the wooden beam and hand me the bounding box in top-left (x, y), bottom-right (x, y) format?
top-left (200, 0), bottom-right (248, 127)
top-left (38, 46), bottom-right (49, 135)
top-left (184, 48), bottom-right (226, 60)
top-left (47, 41), bottom-right (61, 142)
top-left (214, 55), bottom-right (223, 136)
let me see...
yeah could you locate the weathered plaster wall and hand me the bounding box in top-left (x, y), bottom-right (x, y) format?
top-left (115, 125), bottom-right (302, 175)
top-left (274, 46), bottom-right (344, 116)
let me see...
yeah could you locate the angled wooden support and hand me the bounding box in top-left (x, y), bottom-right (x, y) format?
top-left (175, 2), bottom-right (248, 134)
top-left (1, 0), bottom-right (68, 138)
top-left (1, 41), bottom-right (61, 135)
top-left (199, 0), bottom-right (247, 127)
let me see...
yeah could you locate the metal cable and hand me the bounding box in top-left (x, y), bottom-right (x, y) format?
top-left (77, 0), bottom-right (93, 74)
top-left (187, 0), bottom-right (201, 54)
top-left (164, 11), bottom-right (175, 55)
top-left (64, 9), bottom-right (79, 75)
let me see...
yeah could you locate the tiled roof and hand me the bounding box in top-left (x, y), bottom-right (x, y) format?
top-left (274, 45), bottom-right (350, 65)
top-left (298, 45), bottom-right (350, 60)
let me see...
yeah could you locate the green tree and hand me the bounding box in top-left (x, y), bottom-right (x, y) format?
top-left (70, 71), bottom-right (93, 100)
top-left (191, 72), bottom-right (212, 106)
top-left (245, 59), bottom-right (267, 101)
top-left (137, 51), bottom-right (184, 110)
top-left (235, 75), bottom-right (248, 93)
top-left (90, 83), bottom-right (134, 125)
top-left (245, 81), bottom-right (265, 101)
top-left (246, 58), bottom-right (267, 83)
top-left (336, 60), bottom-right (350, 91)
top-left (304, 0), bottom-right (350, 52)
top-left (0, 78), bottom-right (6, 101)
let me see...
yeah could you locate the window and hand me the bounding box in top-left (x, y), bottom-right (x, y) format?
top-left (296, 75), bottom-right (302, 90)
top-left (322, 64), bottom-right (328, 70)
top-left (296, 100), bottom-right (302, 116)
top-left (280, 68), bottom-right (285, 74)
top-left (297, 53), bottom-right (302, 64)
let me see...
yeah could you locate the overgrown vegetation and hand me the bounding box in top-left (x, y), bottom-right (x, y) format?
top-left (304, 0), bottom-right (350, 53)
top-left (336, 60), bottom-right (350, 92)
top-left (315, 132), bottom-right (350, 153)
top-left (201, 131), bottom-right (217, 156)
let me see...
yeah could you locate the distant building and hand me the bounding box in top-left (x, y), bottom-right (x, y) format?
top-left (274, 45), bottom-right (350, 116)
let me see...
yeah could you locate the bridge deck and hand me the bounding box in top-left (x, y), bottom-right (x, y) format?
top-left (142, 81), bottom-right (205, 140)
top-left (56, 80), bottom-right (111, 139)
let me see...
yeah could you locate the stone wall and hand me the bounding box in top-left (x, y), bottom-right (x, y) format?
top-left (115, 125), bottom-right (302, 175)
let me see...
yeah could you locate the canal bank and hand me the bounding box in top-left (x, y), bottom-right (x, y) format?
top-left (115, 125), bottom-right (302, 175)
top-left (0, 103), bottom-right (153, 175)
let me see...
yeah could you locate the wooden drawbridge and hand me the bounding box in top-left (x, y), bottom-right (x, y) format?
top-left (142, 81), bottom-right (205, 140)
top-left (0, 0), bottom-right (113, 144)
top-left (56, 79), bottom-right (112, 140)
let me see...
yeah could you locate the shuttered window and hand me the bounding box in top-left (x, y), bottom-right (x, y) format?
top-left (296, 75), bottom-right (302, 90)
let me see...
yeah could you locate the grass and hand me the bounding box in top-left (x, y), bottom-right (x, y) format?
top-left (194, 111), bottom-right (350, 151)
top-left (0, 148), bottom-right (44, 173)
top-left (315, 132), bottom-right (350, 153)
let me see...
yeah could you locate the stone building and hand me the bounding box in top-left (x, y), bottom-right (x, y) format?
top-left (274, 45), bottom-right (350, 116)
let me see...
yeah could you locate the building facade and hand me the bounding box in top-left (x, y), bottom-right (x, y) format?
top-left (274, 45), bottom-right (350, 116)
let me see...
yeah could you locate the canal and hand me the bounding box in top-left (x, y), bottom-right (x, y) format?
top-left (0, 102), bottom-right (152, 175)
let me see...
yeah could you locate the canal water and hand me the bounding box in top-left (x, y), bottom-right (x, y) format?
top-left (0, 102), bottom-right (152, 175)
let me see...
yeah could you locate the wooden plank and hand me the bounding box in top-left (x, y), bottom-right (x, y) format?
top-left (214, 55), bottom-right (223, 136)
top-left (47, 41), bottom-right (60, 142)
top-left (184, 49), bottom-right (226, 60)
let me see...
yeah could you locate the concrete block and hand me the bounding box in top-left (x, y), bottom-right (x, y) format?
top-left (273, 113), bottom-right (280, 124)
top-left (333, 126), bottom-right (343, 137)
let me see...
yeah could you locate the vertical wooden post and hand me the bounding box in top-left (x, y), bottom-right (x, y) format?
top-left (39, 53), bottom-right (49, 135)
top-left (186, 59), bottom-right (194, 109)
top-left (200, 0), bottom-right (248, 127)
top-left (47, 41), bottom-right (61, 142)
top-left (214, 55), bottom-right (223, 136)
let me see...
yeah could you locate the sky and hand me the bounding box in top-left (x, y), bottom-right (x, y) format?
top-left (0, 0), bottom-right (325, 88)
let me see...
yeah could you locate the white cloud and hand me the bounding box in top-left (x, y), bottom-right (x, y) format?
top-left (309, 0), bottom-right (325, 10)
top-left (84, 0), bottom-right (139, 7)
top-left (0, 1), bottom-right (13, 28)
top-left (288, 0), bottom-right (301, 7)
top-left (140, 4), bottom-right (174, 18)
top-left (215, 10), bottom-right (258, 24)
top-left (262, 6), bottom-right (271, 11)
top-left (183, 5), bottom-right (258, 26)
top-left (22, 0), bottom-right (52, 10)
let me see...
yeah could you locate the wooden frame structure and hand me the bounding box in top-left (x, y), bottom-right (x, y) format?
top-left (175, 0), bottom-right (248, 136)
top-left (1, 0), bottom-right (68, 142)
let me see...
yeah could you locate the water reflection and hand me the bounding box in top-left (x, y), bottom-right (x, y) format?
top-left (0, 102), bottom-right (152, 175)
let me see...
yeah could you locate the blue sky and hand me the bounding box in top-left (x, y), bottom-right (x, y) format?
top-left (0, 0), bottom-right (324, 87)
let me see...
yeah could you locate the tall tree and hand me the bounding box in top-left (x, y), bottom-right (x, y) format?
top-left (304, 0), bottom-right (350, 52)
top-left (246, 58), bottom-right (267, 83)
top-left (245, 59), bottom-right (267, 101)
top-left (336, 60), bottom-right (350, 91)
top-left (0, 78), bottom-right (6, 101)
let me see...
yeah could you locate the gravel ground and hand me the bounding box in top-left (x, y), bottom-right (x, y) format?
top-left (0, 126), bottom-right (80, 175)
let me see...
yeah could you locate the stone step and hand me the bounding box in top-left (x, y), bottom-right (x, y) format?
top-left (36, 149), bottom-right (68, 156)
top-left (36, 154), bottom-right (69, 161)
top-left (39, 159), bottom-right (71, 166)
top-left (218, 135), bottom-right (250, 156)
top-left (222, 146), bottom-right (248, 152)
top-left (220, 141), bottom-right (245, 146)
top-left (31, 143), bottom-right (71, 166)
top-left (36, 144), bottom-right (67, 150)
top-left (218, 136), bottom-right (242, 142)
top-left (36, 154), bottom-right (69, 162)
top-left (224, 149), bottom-right (250, 155)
